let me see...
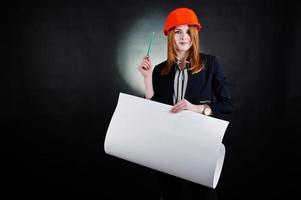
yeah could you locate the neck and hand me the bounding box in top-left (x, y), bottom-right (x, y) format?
top-left (176, 51), bottom-right (188, 62)
top-left (176, 52), bottom-right (189, 70)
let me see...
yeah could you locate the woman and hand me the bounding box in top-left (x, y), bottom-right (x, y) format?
top-left (139, 7), bottom-right (233, 200)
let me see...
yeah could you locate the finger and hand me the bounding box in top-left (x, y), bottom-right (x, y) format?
top-left (173, 104), bottom-right (186, 113)
top-left (145, 56), bottom-right (150, 61)
top-left (171, 102), bottom-right (181, 112)
top-left (141, 64), bottom-right (148, 70)
top-left (144, 60), bottom-right (152, 69)
top-left (141, 59), bottom-right (151, 68)
top-left (141, 63), bottom-right (150, 70)
top-left (144, 62), bottom-right (151, 70)
top-left (175, 100), bottom-right (187, 108)
top-left (171, 102), bottom-right (185, 112)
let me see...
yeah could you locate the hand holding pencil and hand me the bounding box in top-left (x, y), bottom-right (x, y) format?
top-left (139, 32), bottom-right (155, 79)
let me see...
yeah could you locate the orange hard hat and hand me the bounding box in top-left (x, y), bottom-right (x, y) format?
top-left (163, 7), bottom-right (202, 36)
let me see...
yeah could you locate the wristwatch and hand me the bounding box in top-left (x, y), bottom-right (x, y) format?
top-left (203, 105), bottom-right (212, 116)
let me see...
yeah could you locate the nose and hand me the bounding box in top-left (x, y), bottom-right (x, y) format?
top-left (180, 32), bottom-right (188, 40)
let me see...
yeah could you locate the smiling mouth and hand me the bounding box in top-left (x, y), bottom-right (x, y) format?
top-left (180, 42), bottom-right (189, 45)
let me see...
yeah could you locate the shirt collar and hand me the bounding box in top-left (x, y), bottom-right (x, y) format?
top-left (174, 57), bottom-right (190, 70)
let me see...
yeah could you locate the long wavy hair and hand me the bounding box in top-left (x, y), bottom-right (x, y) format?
top-left (161, 25), bottom-right (203, 76)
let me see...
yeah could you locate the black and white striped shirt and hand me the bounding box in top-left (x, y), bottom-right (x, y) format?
top-left (173, 59), bottom-right (189, 105)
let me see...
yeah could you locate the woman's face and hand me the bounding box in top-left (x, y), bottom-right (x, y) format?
top-left (174, 25), bottom-right (192, 53)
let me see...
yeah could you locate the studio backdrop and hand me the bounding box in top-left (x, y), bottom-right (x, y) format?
top-left (3, 0), bottom-right (301, 199)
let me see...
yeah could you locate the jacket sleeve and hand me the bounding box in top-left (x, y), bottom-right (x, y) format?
top-left (210, 56), bottom-right (233, 116)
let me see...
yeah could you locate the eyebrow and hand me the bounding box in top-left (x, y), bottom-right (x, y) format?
top-left (175, 28), bottom-right (189, 31)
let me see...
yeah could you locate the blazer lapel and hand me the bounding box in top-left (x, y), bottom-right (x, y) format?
top-left (185, 69), bottom-right (193, 99)
top-left (166, 67), bottom-right (175, 104)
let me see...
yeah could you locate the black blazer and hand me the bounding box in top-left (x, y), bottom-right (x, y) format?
top-left (151, 53), bottom-right (233, 118)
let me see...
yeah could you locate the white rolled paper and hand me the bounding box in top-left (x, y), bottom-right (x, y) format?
top-left (104, 93), bottom-right (229, 188)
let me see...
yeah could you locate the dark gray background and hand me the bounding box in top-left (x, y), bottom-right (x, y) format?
top-left (2, 0), bottom-right (301, 199)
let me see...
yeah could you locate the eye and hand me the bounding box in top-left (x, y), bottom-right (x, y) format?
top-left (175, 30), bottom-right (180, 34)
